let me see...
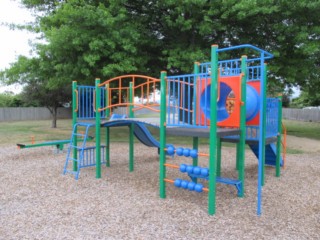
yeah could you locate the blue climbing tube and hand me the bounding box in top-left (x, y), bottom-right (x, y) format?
top-left (200, 83), bottom-right (259, 122)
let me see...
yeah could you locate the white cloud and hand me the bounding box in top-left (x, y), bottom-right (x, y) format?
top-left (0, 0), bottom-right (36, 93)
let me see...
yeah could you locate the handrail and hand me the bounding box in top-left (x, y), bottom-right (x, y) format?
top-left (99, 74), bottom-right (159, 87)
top-left (217, 44), bottom-right (274, 60)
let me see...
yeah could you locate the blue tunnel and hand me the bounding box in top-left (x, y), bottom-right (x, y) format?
top-left (199, 83), bottom-right (259, 122)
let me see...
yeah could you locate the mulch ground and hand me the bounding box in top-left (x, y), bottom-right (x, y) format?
top-left (0, 143), bottom-right (319, 239)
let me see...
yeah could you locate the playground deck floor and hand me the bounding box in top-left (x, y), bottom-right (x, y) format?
top-left (0, 143), bottom-right (319, 239)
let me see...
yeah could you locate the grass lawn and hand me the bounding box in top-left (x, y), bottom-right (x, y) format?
top-left (0, 118), bottom-right (319, 151)
top-left (283, 119), bottom-right (320, 141)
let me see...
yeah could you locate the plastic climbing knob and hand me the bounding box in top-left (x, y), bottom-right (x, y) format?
top-left (174, 179), bottom-right (182, 188)
top-left (187, 182), bottom-right (196, 191)
top-left (186, 165), bottom-right (193, 174)
top-left (194, 183), bottom-right (204, 192)
top-left (201, 168), bottom-right (209, 177)
top-left (190, 149), bottom-right (198, 158)
top-left (181, 180), bottom-right (189, 189)
top-left (167, 146), bottom-right (175, 156)
top-left (183, 148), bottom-right (190, 157)
top-left (179, 164), bottom-right (187, 173)
top-left (193, 166), bottom-right (201, 175)
top-left (176, 147), bottom-right (183, 156)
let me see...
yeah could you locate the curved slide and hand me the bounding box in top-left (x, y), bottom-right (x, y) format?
top-left (101, 119), bottom-right (166, 148)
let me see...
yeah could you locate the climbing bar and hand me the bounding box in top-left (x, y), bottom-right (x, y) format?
top-left (164, 178), bottom-right (175, 184)
top-left (164, 163), bottom-right (180, 169)
top-left (198, 152), bottom-right (209, 157)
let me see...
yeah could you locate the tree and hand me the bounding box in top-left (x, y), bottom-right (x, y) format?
top-left (291, 91), bottom-right (320, 108)
top-left (0, 91), bottom-right (23, 107)
top-left (1, 0), bottom-right (319, 120)
top-left (1, 55), bottom-right (71, 128)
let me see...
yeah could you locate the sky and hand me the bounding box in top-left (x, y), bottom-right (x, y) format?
top-left (0, 0), bottom-right (35, 93)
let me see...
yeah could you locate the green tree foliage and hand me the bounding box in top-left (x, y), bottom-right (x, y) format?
top-left (0, 91), bottom-right (23, 107)
top-left (1, 55), bottom-right (71, 127)
top-left (291, 91), bottom-right (320, 108)
top-left (1, 0), bottom-right (319, 117)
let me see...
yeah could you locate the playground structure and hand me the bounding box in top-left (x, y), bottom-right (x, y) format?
top-left (63, 44), bottom-right (286, 215)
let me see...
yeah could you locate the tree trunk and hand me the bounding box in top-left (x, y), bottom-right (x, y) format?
top-left (52, 107), bottom-right (58, 128)
top-left (48, 106), bottom-right (58, 128)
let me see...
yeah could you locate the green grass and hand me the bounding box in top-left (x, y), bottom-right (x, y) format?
top-left (283, 120), bottom-right (320, 140)
top-left (0, 119), bottom-right (319, 153)
top-left (0, 119), bottom-right (73, 146)
top-left (285, 148), bottom-right (304, 154)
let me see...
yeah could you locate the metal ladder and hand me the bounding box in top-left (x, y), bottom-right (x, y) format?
top-left (63, 122), bottom-right (94, 179)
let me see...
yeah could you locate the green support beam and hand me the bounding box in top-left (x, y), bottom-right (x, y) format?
top-left (159, 71), bottom-right (167, 199)
top-left (208, 45), bottom-right (218, 215)
top-left (129, 82), bottom-right (134, 172)
top-left (238, 55), bottom-right (247, 197)
top-left (105, 84), bottom-right (110, 167)
top-left (95, 78), bottom-right (101, 179)
top-left (72, 81), bottom-right (78, 172)
top-left (192, 62), bottom-right (200, 181)
top-left (276, 94), bottom-right (283, 177)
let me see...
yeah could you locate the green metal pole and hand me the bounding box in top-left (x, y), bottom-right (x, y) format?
top-left (276, 95), bottom-right (283, 177)
top-left (159, 71), bottom-right (167, 199)
top-left (72, 81), bottom-right (78, 171)
top-left (208, 45), bottom-right (218, 215)
top-left (192, 62), bottom-right (200, 177)
top-left (238, 55), bottom-right (247, 197)
top-left (105, 84), bottom-right (110, 167)
top-left (129, 82), bottom-right (134, 172)
top-left (216, 138), bottom-right (222, 177)
top-left (95, 78), bottom-right (101, 179)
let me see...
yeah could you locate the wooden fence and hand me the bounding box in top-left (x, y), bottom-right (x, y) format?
top-left (283, 108), bottom-right (320, 122)
top-left (1, 107), bottom-right (319, 122)
top-left (0, 107), bottom-right (72, 122)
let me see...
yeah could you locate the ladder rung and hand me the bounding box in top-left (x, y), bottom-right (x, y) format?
top-left (67, 157), bottom-right (79, 162)
top-left (64, 169), bottom-right (78, 175)
top-left (73, 133), bottom-right (86, 137)
top-left (69, 145), bottom-right (84, 150)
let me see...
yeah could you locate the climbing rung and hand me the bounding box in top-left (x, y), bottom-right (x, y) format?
top-left (66, 157), bottom-right (79, 162)
top-left (76, 123), bottom-right (94, 127)
top-left (216, 177), bottom-right (241, 186)
top-left (73, 133), bottom-right (86, 137)
top-left (64, 169), bottom-right (78, 175)
top-left (69, 145), bottom-right (84, 150)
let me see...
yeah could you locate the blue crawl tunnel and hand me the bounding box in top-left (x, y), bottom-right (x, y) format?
top-left (199, 83), bottom-right (259, 122)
